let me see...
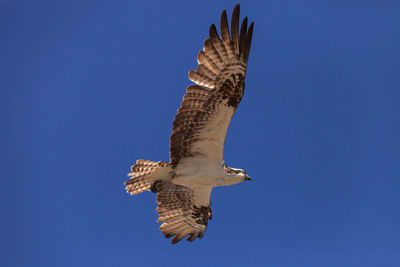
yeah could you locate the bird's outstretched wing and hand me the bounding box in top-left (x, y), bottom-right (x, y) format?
top-left (170, 4), bottom-right (254, 166)
top-left (156, 184), bottom-right (213, 244)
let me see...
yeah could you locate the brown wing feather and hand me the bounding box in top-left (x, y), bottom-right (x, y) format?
top-left (157, 184), bottom-right (212, 244)
top-left (169, 4), bottom-right (254, 166)
top-left (230, 4), bottom-right (240, 55)
top-left (245, 22), bottom-right (254, 64)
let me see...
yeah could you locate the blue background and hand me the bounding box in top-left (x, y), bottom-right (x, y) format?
top-left (2, 0), bottom-right (400, 266)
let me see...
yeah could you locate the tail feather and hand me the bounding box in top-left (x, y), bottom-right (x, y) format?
top-left (125, 160), bottom-right (170, 195)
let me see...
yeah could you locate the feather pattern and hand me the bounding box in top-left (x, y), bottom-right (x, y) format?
top-left (170, 4), bottom-right (254, 166)
top-left (157, 184), bottom-right (212, 244)
top-left (125, 160), bottom-right (170, 195)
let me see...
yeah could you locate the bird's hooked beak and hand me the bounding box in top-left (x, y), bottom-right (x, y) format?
top-left (244, 174), bottom-right (252, 181)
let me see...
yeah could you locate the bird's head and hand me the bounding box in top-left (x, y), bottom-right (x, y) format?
top-left (224, 166), bottom-right (252, 184)
top-left (241, 169), bottom-right (252, 181)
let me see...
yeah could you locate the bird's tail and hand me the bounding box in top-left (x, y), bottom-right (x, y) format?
top-left (124, 160), bottom-right (171, 195)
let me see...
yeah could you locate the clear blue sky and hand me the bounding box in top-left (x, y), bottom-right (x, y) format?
top-left (2, 0), bottom-right (400, 266)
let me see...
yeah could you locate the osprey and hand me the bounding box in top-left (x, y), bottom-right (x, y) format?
top-left (125, 4), bottom-right (254, 244)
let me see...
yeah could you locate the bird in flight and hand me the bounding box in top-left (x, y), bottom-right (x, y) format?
top-left (125, 4), bottom-right (254, 244)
